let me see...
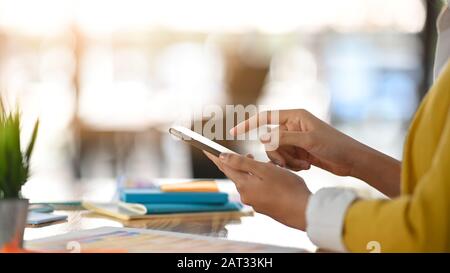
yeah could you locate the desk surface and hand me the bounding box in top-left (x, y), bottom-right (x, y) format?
top-left (22, 177), bottom-right (317, 252)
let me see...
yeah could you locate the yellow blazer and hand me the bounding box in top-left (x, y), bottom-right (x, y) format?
top-left (344, 62), bottom-right (450, 252)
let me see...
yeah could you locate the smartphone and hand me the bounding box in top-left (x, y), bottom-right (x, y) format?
top-left (27, 211), bottom-right (68, 226)
top-left (169, 126), bottom-right (238, 157)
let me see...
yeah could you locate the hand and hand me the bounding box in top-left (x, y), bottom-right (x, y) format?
top-left (230, 109), bottom-right (401, 197)
top-left (204, 151), bottom-right (311, 231)
top-left (231, 109), bottom-right (360, 176)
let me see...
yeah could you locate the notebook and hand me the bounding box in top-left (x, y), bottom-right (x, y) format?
top-left (82, 201), bottom-right (252, 221)
top-left (160, 180), bottom-right (219, 192)
top-left (120, 189), bottom-right (228, 204)
top-left (141, 202), bottom-right (242, 214)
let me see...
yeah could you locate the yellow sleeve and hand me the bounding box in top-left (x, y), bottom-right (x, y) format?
top-left (343, 109), bottom-right (450, 252)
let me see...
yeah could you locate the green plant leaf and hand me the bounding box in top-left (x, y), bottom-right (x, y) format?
top-left (25, 119), bottom-right (39, 166)
top-left (0, 103), bottom-right (38, 199)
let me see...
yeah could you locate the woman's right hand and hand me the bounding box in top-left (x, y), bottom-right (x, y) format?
top-left (230, 109), bottom-right (401, 197)
top-left (230, 109), bottom-right (361, 176)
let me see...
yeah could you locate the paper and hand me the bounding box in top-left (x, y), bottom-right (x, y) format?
top-left (25, 227), bottom-right (305, 253)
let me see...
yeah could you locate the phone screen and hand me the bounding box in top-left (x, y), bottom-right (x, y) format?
top-left (169, 126), bottom-right (238, 157)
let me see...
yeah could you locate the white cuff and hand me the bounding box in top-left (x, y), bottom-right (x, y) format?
top-left (306, 187), bottom-right (358, 252)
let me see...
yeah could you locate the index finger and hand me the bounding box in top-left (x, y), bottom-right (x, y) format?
top-left (230, 110), bottom-right (283, 136)
top-left (219, 153), bottom-right (269, 177)
top-left (204, 151), bottom-right (224, 171)
top-left (230, 110), bottom-right (297, 136)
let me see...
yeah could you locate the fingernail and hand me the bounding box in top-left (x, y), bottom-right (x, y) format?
top-left (272, 160), bottom-right (283, 167)
top-left (260, 134), bottom-right (271, 142)
top-left (229, 128), bottom-right (235, 135)
top-left (219, 153), bottom-right (228, 161)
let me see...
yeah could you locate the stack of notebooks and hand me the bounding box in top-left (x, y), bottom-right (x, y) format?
top-left (83, 180), bottom-right (251, 221)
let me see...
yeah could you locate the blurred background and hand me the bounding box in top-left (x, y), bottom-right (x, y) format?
top-left (0, 0), bottom-right (445, 200)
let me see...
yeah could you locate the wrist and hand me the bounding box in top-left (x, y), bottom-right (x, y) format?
top-left (346, 140), bottom-right (373, 179)
top-left (350, 145), bottom-right (401, 197)
top-left (292, 191), bottom-right (311, 231)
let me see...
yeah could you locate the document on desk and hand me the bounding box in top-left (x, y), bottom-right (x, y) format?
top-left (25, 227), bottom-right (306, 253)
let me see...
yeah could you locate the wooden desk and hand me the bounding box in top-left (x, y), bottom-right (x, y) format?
top-left (22, 177), bottom-right (317, 252)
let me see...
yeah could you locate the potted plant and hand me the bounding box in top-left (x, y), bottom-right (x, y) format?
top-left (0, 99), bottom-right (39, 251)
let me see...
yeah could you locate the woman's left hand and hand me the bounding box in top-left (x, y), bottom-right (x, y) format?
top-left (204, 151), bottom-right (311, 231)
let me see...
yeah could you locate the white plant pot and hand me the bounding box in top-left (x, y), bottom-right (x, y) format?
top-left (0, 199), bottom-right (29, 249)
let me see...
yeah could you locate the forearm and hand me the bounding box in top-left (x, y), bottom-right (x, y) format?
top-left (350, 143), bottom-right (401, 198)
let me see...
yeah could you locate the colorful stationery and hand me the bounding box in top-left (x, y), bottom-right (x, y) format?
top-left (160, 180), bottom-right (219, 192)
top-left (82, 201), bottom-right (252, 221)
top-left (140, 202), bottom-right (242, 214)
top-left (25, 227), bottom-right (305, 253)
top-left (120, 189), bottom-right (228, 204)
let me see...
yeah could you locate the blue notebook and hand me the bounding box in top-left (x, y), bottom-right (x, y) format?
top-left (142, 202), bottom-right (242, 214)
top-left (120, 189), bottom-right (229, 204)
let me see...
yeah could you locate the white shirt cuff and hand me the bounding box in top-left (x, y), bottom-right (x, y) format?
top-left (306, 187), bottom-right (358, 252)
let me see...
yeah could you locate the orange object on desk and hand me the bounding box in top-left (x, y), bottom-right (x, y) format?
top-left (160, 180), bottom-right (219, 192)
top-left (1, 241), bottom-right (36, 253)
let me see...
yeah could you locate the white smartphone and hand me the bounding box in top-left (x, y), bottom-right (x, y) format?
top-left (169, 126), bottom-right (238, 157)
